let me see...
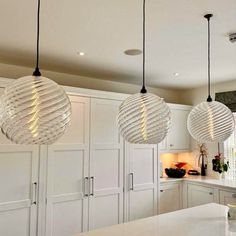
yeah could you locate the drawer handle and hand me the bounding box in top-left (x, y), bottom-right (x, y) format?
top-left (232, 193), bottom-right (236, 198)
top-left (209, 192), bottom-right (213, 195)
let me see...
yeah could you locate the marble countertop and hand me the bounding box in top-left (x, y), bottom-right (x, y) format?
top-left (160, 176), bottom-right (236, 190)
top-left (74, 203), bottom-right (236, 236)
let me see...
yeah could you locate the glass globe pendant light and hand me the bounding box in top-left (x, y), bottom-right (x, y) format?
top-left (187, 14), bottom-right (235, 143)
top-left (117, 0), bottom-right (171, 144)
top-left (0, 0), bottom-right (71, 144)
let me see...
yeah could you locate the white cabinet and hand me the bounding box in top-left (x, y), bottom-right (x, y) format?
top-left (45, 96), bottom-right (90, 236)
top-left (125, 143), bottom-right (158, 221)
top-left (0, 145), bottom-right (39, 236)
top-left (220, 190), bottom-right (236, 206)
top-left (187, 184), bottom-right (214, 207)
top-left (89, 98), bottom-right (124, 230)
top-left (159, 182), bottom-right (182, 214)
top-left (160, 104), bottom-right (191, 153)
top-left (45, 96), bottom-right (124, 235)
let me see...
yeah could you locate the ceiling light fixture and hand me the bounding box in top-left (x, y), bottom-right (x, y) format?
top-left (78, 52), bottom-right (85, 56)
top-left (187, 14), bottom-right (235, 143)
top-left (117, 0), bottom-right (171, 144)
top-left (173, 72), bottom-right (179, 77)
top-left (0, 0), bottom-right (71, 144)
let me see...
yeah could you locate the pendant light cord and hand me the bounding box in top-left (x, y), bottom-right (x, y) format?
top-left (140, 0), bottom-right (147, 93)
top-left (33, 0), bottom-right (41, 76)
top-left (205, 14), bottom-right (213, 102)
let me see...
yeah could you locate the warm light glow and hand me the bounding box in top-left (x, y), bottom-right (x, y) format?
top-left (117, 93), bottom-right (171, 144)
top-left (187, 101), bottom-right (235, 143)
top-left (0, 76), bottom-right (71, 144)
top-left (140, 97), bottom-right (148, 141)
top-left (78, 52), bottom-right (85, 56)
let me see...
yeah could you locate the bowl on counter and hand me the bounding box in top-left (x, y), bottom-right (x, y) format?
top-left (165, 168), bottom-right (186, 178)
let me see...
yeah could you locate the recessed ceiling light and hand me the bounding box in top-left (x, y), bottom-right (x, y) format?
top-left (78, 52), bottom-right (85, 56)
top-left (124, 49), bottom-right (142, 56)
top-left (173, 72), bottom-right (179, 77)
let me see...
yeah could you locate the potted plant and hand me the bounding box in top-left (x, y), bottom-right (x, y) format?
top-left (212, 143), bottom-right (230, 179)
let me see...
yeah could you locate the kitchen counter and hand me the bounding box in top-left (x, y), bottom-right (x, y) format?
top-left (161, 176), bottom-right (236, 190)
top-left (74, 203), bottom-right (236, 236)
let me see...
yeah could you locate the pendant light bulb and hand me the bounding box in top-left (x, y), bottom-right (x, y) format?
top-left (187, 14), bottom-right (235, 143)
top-left (0, 0), bottom-right (71, 144)
top-left (117, 0), bottom-right (171, 144)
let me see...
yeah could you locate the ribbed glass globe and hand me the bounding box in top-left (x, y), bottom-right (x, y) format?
top-left (117, 93), bottom-right (171, 144)
top-left (0, 76), bottom-right (71, 144)
top-left (187, 101), bottom-right (235, 143)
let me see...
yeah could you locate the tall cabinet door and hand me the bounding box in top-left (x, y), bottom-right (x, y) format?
top-left (89, 98), bottom-right (124, 230)
top-left (125, 144), bottom-right (158, 221)
top-left (0, 145), bottom-right (39, 236)
top-left (45, 96), bottom-right (90, 236)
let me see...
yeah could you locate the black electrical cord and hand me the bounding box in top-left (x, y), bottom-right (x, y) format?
top-left (33, 0), bottom-right (41, 76)
top-left (204, 14), bottom-right (213, 102)
top-left (140, 0), bottom-right (147, 93)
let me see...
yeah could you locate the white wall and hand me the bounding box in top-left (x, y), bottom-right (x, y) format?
top-left (0, 63), bottom-right (183, 104)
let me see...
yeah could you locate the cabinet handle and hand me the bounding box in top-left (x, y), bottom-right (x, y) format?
top-left (232, 193), bottom-right (236, 198)
top-left (129, 173), bottom-right (134, 191)
top-left (90, 177), bottom-right (94, 196)
top-left (32, 182), bottom-right (37, 205)
top-left (209, 192), bottom-right (213, 195)
top-left (160, 190), bottom-right (164, 193)
top-left (84, 177), bottom-right (89, 197)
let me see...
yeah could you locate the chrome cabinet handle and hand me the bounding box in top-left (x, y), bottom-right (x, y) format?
top-left (129, 173), bottom-right (134, 191)
top-left (32, 182), bottom-right (37, 205)
top-left (84, 177), bottom-right (89, 197)
top-left (90, 177), bottom-right (94, 196)
top-left (232, 193), bottom-right (236, 198)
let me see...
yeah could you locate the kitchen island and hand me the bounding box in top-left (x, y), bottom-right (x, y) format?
top-left (74, 203), bottom-right (236, 236)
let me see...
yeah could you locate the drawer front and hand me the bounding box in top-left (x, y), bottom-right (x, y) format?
top-left (160, 183), bottom-right (181, 214)
top-left (187, 184), bottom-right (214, 208)
top-left (220, 190), bottom-right (236, 206)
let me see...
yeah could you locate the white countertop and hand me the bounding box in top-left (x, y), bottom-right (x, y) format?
top-left (74, 203), bottom-right (236, 236)
top-left (160, 176), bottom-right (236, 190)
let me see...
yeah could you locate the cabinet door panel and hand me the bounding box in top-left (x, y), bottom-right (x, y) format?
top-left (160, 183), bottom-right (181, 214)
top-left (52, 200), bottom-right (84, 236)
top-left (0, 146), bottom-right (39, 236)
top-left (55, 96), bottom-right (90, 144)
top-left (46, 145), bottom-right (89, 236)
top-left (90, 194), bottom-right (121, 229)
top-left (126, 144), bottom-right (157, 221)
top-left (89, 98), bottom-right (123, 230)
top-left (130, 189), bottom-right (155, 220)
top-left (168, 108), bottom-right (190, 150)
top-left (187, 184), bottom-right (214, 208)
top-left (220, 190), bottom-right (236, 206)
top-left (46, 95), bottom-right (90, 236)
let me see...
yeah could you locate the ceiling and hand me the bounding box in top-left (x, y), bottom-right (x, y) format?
top-left (0, 0), bottom-right (236, 89)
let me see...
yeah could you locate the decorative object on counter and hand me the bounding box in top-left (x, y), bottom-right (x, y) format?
top-left (188, 170), bottom-right (200, 175)
top-left (212, 143), bottom-right (230, 174)
top-left (198, 143), bottom-right (208, 176)
top-left (165, 168), bottom-right (186, 178)
top-left (0, 0), bottom-right (71, 144)
top-left (175, 162), bottom-right (187, 169)
top-left (117, 0), bottom-right (171, 144)
top-left (187, 14), bottom-right (235, 143)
